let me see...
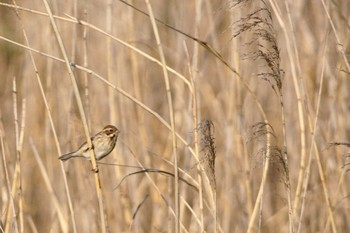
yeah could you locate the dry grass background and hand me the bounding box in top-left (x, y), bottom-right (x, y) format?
top-left (1, 0), bottom-right (350, 232)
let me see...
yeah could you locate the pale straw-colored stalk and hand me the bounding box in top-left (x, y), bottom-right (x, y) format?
top-left (41, 0), bottom-right (108, 232)
top-left (144, 1), bottom-right (179, 232)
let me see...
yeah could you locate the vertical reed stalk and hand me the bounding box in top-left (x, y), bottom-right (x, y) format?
top-left (12, 78), bottom-right (26, 233)
top-left (10, 1), bottom-right (77, 231)
top-left (144, 1), bottom-right (179, 232)
top-left (41, 0), bottom-right (108, 232)
top-left (1, 122), bottom-right (19, 233)
top-left (185, 42), bottom-right (205, 232)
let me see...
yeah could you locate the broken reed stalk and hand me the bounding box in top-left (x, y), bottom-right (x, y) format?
top-left (0, 121), bottom-right (20, 233)
top-left (1, 78), bottom-right (26, 233)
top-left (12, 77), bottom-right (26, 233)
top-left (2, 79), bottom-right (22, 233)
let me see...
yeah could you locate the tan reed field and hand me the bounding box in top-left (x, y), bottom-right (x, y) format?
top-left (0, 0), bottom-right (350, 232)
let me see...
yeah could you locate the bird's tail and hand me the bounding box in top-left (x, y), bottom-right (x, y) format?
top-left (58, 152), bottom-right (81, 161)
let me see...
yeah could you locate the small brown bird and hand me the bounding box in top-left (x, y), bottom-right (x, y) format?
top-left (59, 125), bottom-right (120, 161)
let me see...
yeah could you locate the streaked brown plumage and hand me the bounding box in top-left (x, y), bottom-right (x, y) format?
top-left (59, 125), bottom-right (120, 161)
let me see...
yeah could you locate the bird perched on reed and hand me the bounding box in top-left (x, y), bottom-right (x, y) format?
top-left (59, 125), bottom-right (120, 161)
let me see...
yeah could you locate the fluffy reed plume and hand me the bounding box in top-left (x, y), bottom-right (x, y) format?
top-left (247, 122), bottom-right (286, 178)
top-left (198, 119), bottom-right (216, 192)
top-left (1, 0), bottom-right (349, 232)
top-left (232, 1), bottom-right (294, 231)
top-left (232, 0), bottom-right (283, 93)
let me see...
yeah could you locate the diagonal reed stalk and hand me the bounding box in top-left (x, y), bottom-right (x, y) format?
top-left (144, 1), bottom-right (179, 232)
top-left (0, 1), bottom-right (349, 232)
top-left (9, 1), bottom-right (77, 232)
top-left (269, 1), bottom-right (337, 232)
top-left (41, 0), bottom-right (108, 232)
top-left (1, 79), bottom-right (25, 233)
top-left (29, 139), bottom-right (67, 232)
top-left (1, 122), bottom-right (19, 233)
top-left (1, 2), bottom-right (280, 232)
top-left (184, 42), bottom-right (206, 232)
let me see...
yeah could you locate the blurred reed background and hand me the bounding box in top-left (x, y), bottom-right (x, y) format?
top-left (0, 0), bottom-right (349, 232)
